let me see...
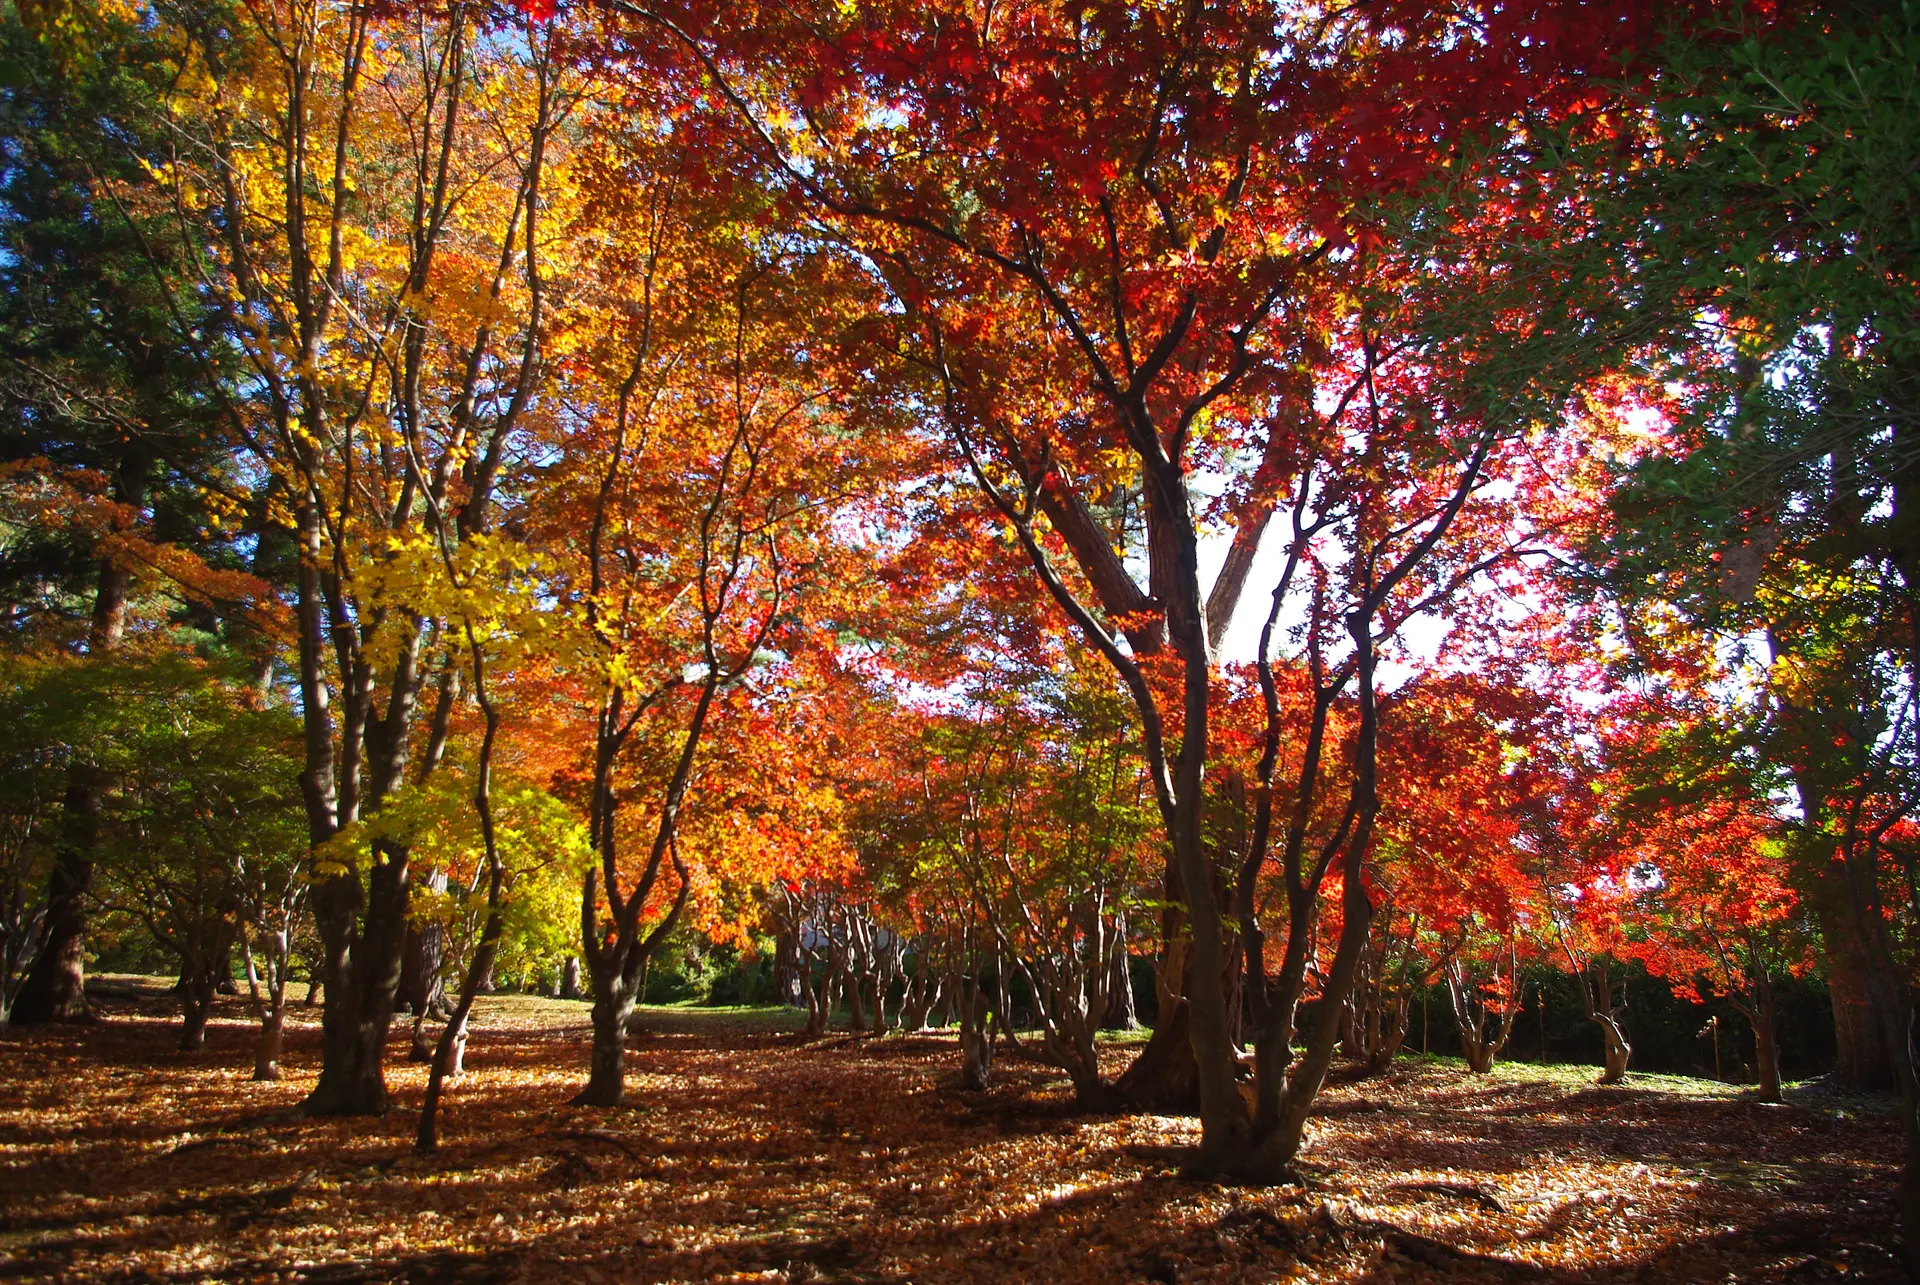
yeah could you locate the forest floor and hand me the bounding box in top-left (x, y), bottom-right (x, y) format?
top-left (0, 977), bottom-right (1903, 1284)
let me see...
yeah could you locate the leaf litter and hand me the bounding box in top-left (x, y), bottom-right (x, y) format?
top-left (0, 983), bottom-right (1902, 1283)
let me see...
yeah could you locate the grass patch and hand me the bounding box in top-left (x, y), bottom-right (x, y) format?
top-left (632, 1001), bottom-right (810, 1037)
top-left (1096, 1025), bottom-right (1156, 1046)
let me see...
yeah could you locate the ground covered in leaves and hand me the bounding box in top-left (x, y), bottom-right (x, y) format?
top-left (0, 979), bottom-right (1903, 1283)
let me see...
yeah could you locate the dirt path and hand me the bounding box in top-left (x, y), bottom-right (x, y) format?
top-left (0, 982), bottom-right (1901, 1282)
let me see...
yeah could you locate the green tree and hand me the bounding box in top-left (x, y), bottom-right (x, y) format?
top-left (1590, 3), bottom-right (1920, 1263)
top-left (97, 656), bottom-right (308, 1054)
top-left (0, 0), bottom-right (264, 1023)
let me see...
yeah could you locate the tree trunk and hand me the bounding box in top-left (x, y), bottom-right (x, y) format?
top-left (1883, 402), bottom-right (1920, 1282)
top-left (303, 860), bottom-right (409, 1119)
top-left (958, 978), bottom-right (994, 1091)
top-left (178, 966), bottom-right (217, 1052)
top-left (394, 905), bottom-right (442, 1063)
top-left (13, 496), bottom-right (138, 1027)
top-left (560, 955), bottom-right (582, 1000)
top-left (1751, 969), bottom-right (1782, 1103)
top-left (1365, 993), bottom-right (1411, 1076)
top-left (1446, 954), bottom-right (1517, 1075)
top-left (408, 1010), bottom-right (435, 1062)
top-left (254, 1009), bottom-right (285, 1081)
top-left (1464, 1037), bottom-right (1495, 1074)
top-left (302, 607), bottom-right (420, 1117)
top-left (1752, 1008), bottom-right (1782, 1103)
top-left (1811, 861), bottom-right (1894, 1090)
top-left (1835, 824), bottom-right (1920, 1282)
top-left (1116, 939), bottom-right (1201, 1111)
top-left (305, 998), bottom-right (397, 1113)
top-left (399, 897), bottom-right (448, 1019)
top-left (444, 1009), bottom-right (470, 1077)
top-left (1102, 946), bottom-right (1139, 1030)
top-left (844, 965), bottom-right (868, 1032)
top-left (241, 932), bottom-right (291, 1080)
top-left (801, 957), bottom-right (831, 1036)
top-left (300, 524), bottom-right (424, 1116)
top-left (1570, 956), bottom-right (1633, 1086)
top-left (1057, 1020), bottom-right (1117, 1107)
top-left (1117, 997), bottom-right (1201, 1110)
top-left (1168, 803), bottom-right (1246, 1170)
top-left (415, 636), bottom-right (510, 1153)
top-left (1597, 1017), bottom-right (1632, 1084)
top-left (870, 969), bottom-right (889, 1033)
top-left (1253, 847), bottom-right (1378, 1172)
top-left (961, 1029), bottom-right (992, 1089)
top-left (214, 944), bottom-right (238, 995)
top-left (574, 982), bottom-right (634, 1107)
top-left (8, 779), bottom-right (99, 1026)
top-left (900, 953), bottom-right (943, 1032)
top-left (774, 929), bottom-right (803, 1008)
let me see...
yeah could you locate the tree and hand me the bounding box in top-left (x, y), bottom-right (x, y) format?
top-left (1375, 672), bottom-right (1542, 1074)
top-left (236, 836), bottom-right (309, 1082)
top-left (0, 653), bottom-right (96, 1023)
top-left (1581, 2), bottom-right (1920, 1260)
top-left (98, 658), bottom-right (307, 1051)
top-left (1600, 694), bottom-right (1804, 1100)
top-left (918, 658), bottom-right (1155, 1106)
top-left (1443, 929), bottom-right (1522, 1075)
top-left (0, 0), bottom-right (258, 1023)
top-left (1527, 735), bottom-right (1637, 1086)
top-left (534, 122), bottom-right (883, 1098)
top-left (320, 764), bottom-right (590, 1081)
top-left (595, 0), bottom-right (1695, 1175)
top-left (108, 0), bottom-right (578, 1113)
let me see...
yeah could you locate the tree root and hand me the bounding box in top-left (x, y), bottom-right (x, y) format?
top-left (1383, 1179), bottom-right (1508, 1211)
